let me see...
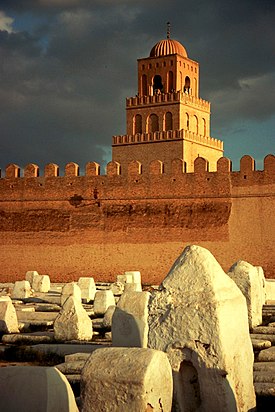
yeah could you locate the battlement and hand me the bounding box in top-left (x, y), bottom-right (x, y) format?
top-left (126, 91), bottom-right (210, 110)
top-left (112, 129), bottom-right (223, 150)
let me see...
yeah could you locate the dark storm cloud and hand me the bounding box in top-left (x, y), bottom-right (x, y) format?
top-left (0, 0), bottom-right (274, 171)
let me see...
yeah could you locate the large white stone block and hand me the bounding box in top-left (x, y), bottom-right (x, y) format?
top-left (123, 282), bottom-right (142, 292)
top-left (77, 277), bottom-right (96, 302)
top-left (11, 280), bottom-right (32, 299)
top-left (0, 300), bottom-right (19, 333)
top-left (148, 245), bottom-right (256, 412)
top-left (93, 290), bottom-right (115, 316)
top-left (112, 291), bottom-right (150, 348)
top-left (54, 296), bottom-right (93, 341)
top-left (0, 366), bottom-right (78, 412)
top-left (266, 279), bottom-right (275, 302)
top-left (32, 274), bottom-right (51, 293)
top-left (81, 347), bottom-right (172, 412)
top-left (228, 260), bottom-right (263, 328)
top-left (61, 282), bottom-right (82, 306)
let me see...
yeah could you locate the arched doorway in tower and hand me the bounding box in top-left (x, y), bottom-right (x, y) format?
top-left (148, 114), bottom-right (159, 133)
top-left (153, 75), bottom-right (163, 94)
top-left (165, 112), bottom-right (173, 131)
top-left (133, 114), bottom-right (142, 134)
top-left (184, 76), bottom-right (191, 94)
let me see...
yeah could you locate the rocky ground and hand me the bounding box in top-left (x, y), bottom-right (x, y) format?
top-left (0, 282), bottom-right (275, 411)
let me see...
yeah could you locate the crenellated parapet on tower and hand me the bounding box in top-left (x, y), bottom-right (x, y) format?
top-left (112, 34), bottom-right (224, 173)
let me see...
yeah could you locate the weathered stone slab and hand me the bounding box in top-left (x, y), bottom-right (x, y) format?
top-left (266, 279), bottom-right (275, 301)
top-left (16, 311), bottom-right (57, 322)
top-left (0, 366), bottom-right (79, 412)
top-left (148, 245), bottom-right (256, 412)
top-left (56, 361), bottom-right (86, 375)
top-left (32, 275), bottom-right (51, 293)
top-left (0, 300), bottom-right (19, 333)
top-left (65, 353), bottom-right (91, 363)
top-left (77, 277), bottom-right (96, 302)
top-left (117, 274), bottom-right (133, 284)
top-left (11, 281), bottom-right (32, 300)
top-left (252, 326), bottom-right (275, 335)
top-left (93, 290), bottom-right (115, 316)
top-left (254, 372), bottom-right (275, 383)
top-left (54, 296), bottom-right (93, 341)
top-left (254, 382), bottom-right (275, 396)
top-left (81, 347), bottom-right (172, 412)
top-left (112, 291), bottom-right (150, 348)
top-left (256, 266), bottom-right (267, 305)
top-left (2, 333), bottom-right (54, 344)
top-left (250, 334), bottom-right (275, 345)
top-left (110, 282), bottom-right (124, 295)
top-left (251, 338), bottom-right (272, 350)
top-left (258, 346), bottom-right (275, 361)
top-left (61, 283), bottom-right (81, 306)
top-left (228, 260), bottom-right (263, 328)
top-left (254, 362), bottom-right (275, 371)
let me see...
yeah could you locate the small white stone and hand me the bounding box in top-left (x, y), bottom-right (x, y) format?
top-left (32, 275), bottom-right (50, 293)
top-left (117, 274), bottom-right (133, 284)
top-left (123, 283), bottom-right (142, 293)
top-left (77, 277), bottom-right (96, 302)
top-left (0, 300), bottom-right (19, 333)
top-left (124, 271), bottom-right (141, 284)
top-left (25, 271), bottom-right (40, 287)
top-left (61, 283), bottom-right (81, 307)
top-left (93, 290), bottom-right (115, 316)
top-left (11, 281), bottom-right (32, 299)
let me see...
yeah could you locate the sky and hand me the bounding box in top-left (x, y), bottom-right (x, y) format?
top-left (0, 0), bottom-right (274, 173)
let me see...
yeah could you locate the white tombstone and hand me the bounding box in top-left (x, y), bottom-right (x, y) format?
top-left (11, 280), bottom-right (32, 299)
top-left (148, 245), bottom-right (256, 412)
top-left (0, 366), bottom-right (78, 412)
top-left (124, 271), bottom-right (141, 284)
top-left (61, 282), bottom-right (82, 306)
top-left (228, 260), bottom-right (263, 328)
top-left (93, 290), bottom-right (116, 316)
top-left (32, 274), bottom-right (50, 293)
top-left (54, 296), bottom-right (93, 341)
top-left (81, 347), bottom-right (172, 412)
top-left (77, 277), bottom-right (96, 302)
top-left (0, 300), bottom-right (19, 333)
top-left (112, 291), bottom-right (150, 348)
top-left (25, 270), bottom-right (39, 287)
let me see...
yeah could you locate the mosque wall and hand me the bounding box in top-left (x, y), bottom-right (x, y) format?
top-left (0, 155), bottom-right (274, 284)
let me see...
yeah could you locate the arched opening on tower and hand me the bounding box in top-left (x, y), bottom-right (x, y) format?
top-left (148, 114), bottom-right (159, 133)
top-left (141, 74), bottom-right (147, 96)
top-left (194, 115), bottom-right (199, 134)
top-left (133, 114), bottom-right (142, 134)
top-left (153, 75), bottom-right (163, 94)
top-left (184, 76), bottom-right (191, 94)
top-left (168, 71), bottom-right (174, 92)
top-left (186, 113), bottom-right (190, 130)
top-left (165, 112), bottom-right (173, 131)
top-left (202, 118), bottom-right (206, 136)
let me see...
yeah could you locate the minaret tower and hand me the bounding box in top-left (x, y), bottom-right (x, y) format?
top-left (112, 26), bottom-right (223, 172)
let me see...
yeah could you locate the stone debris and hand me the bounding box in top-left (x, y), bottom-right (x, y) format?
top-left (0, 299), bottom-right (19, 333)
top-left (54, 296), bottom-right (93, 342)
top-left (148, 245), bottom-right (256, 412)
top-left (93, 290), bottom-right (115, 316)
top-left (11, 280), bottom-right (32, 300)
top-left (77, 277), bottom-right (96, 302)
top-left (0, 366), bottom-right (79, 412)
top-left (81, 347), bottom-right (173, 412)
top-left (112, 291), bottom-right (150, 348)
top-left (228, 260), bottom-right (263, 328)
top-left (32, 274), bottom-right (51, 293)
top-left (61, 282), bottom-right (82, 307)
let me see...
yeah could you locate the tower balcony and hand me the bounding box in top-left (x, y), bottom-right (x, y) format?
top-left (126, 92), bottom-right (210, 110)
top-left (112, 129), bottom-right (223, 150)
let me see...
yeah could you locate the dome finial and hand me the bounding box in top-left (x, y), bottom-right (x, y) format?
top-left (166, 21), bottom-right (171, 39)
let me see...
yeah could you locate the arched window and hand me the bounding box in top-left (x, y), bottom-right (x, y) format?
top-left (149, 114), bottom-right (159, 132)
top-left (184, 76), bottom-right (191, 94)
top-left (186, 113), bottom-right (189, 130)
top-left (168, 71), bottom-right (174, 92)
top-left (153, 75), bottom-right (163, 94)
top-left (165, 112), bottom-right (173, 131)
top-left (194, 115), bottom-right (199, 134)
top-left (202, 118), bottom-right (206, 136)
top-left (141, 74), bottom-right (147, 96)
top-left (133, 114), bottom-right (142, 134)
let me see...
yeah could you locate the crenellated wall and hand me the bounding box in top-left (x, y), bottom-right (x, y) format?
top-left (0, 154), bottom-right (274, 284)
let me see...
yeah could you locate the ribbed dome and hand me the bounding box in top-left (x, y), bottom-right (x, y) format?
top-left (150, 38), bottom-right (187, 58)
